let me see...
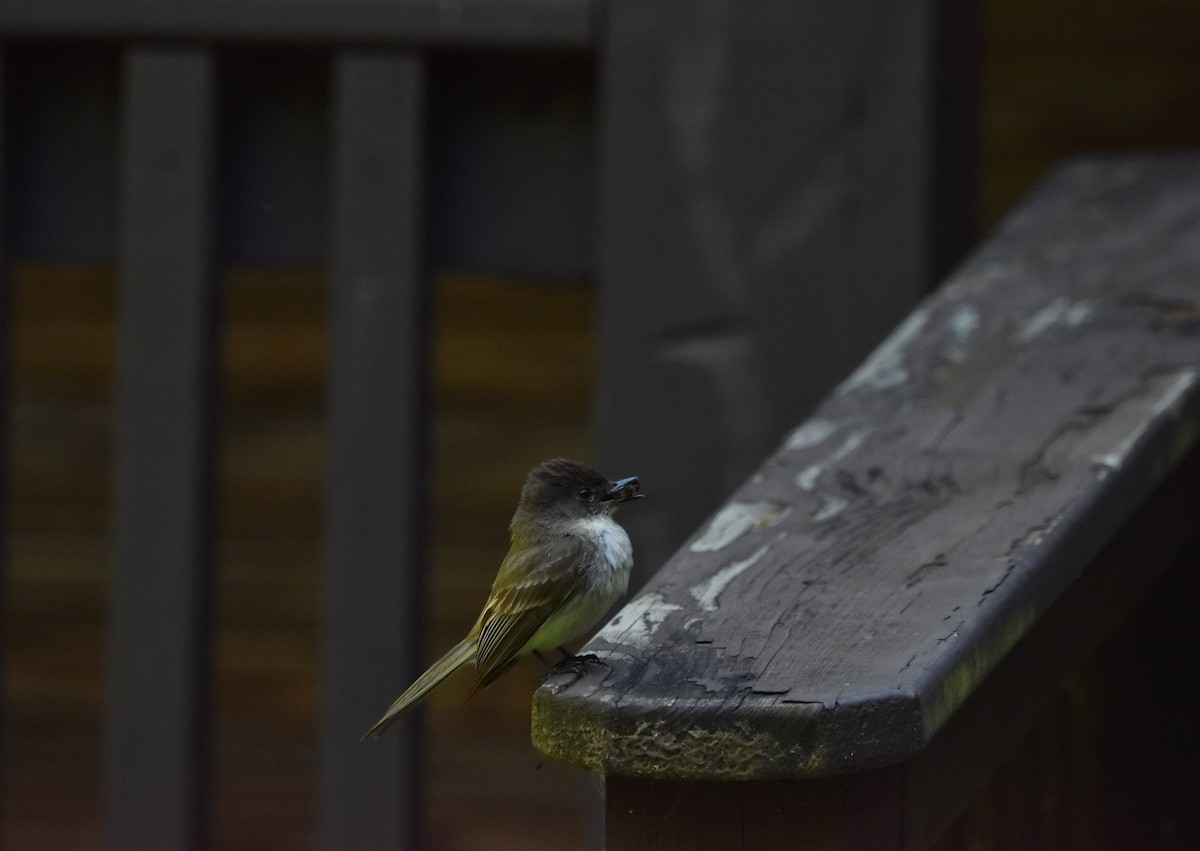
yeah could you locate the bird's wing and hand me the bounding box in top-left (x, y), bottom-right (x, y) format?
top-left (472, 541), bottom-right (581, 691)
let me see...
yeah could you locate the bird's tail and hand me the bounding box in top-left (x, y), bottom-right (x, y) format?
top-left (361, 638), bottom-right (478, 741)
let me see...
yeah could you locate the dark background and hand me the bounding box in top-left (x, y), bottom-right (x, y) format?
top-left (4, 1), bottom-right (1200, 848)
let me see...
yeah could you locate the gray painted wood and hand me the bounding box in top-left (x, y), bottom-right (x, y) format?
top-left (0, 0), bottom-right (593, 47)
top-left (107, 48), bottom-right (218, 851)
top-left (320, 51), bottom-right (428, 851)
top-left (601, 448), bottom-right (1200, 850)
top-left (595, 0), bottom-right (936, 581)
top-left (536, 157), bottom-right (1200, 780)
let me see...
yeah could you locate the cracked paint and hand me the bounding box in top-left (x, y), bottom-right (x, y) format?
top-left (595, 592), bottom-right (682, 648)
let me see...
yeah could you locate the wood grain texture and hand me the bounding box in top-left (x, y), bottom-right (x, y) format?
top-left (599, 461), bottom-right (1200, 849)
top-left (534, 156), bottom-right (1200, 780)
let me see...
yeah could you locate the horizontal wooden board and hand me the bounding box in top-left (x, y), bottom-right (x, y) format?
top-left (533, 156), bottom-right (1200, 779)
top-left (0, 0), bottom-right (594, 48)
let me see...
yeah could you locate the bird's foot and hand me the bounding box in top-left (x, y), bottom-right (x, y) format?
top-left (552, 647), bottom-right (603, 676)
top-left (555, 645), bottom-right (600, 663)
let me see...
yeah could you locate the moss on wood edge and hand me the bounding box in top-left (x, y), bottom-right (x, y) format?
top-left (531, 680), bottom-right (927, 780)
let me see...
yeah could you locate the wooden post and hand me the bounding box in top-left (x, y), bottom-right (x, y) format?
top-left (595, 0), bottom-right (943, 578)
top-left (319, 50), bottom-right (428, 851)
top-left (606, 774), bottom-right (906, 851)
top-left (0, 49), bottom-right (10, 816)
top-left (108, 47), bottom-right (219, 851)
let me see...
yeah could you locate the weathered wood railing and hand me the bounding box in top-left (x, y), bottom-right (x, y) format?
top-left (532, 157), bottom-right (1200, 848)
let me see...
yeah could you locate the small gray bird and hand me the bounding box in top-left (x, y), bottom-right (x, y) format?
top-left (363, 458), bottom-right (641, 740)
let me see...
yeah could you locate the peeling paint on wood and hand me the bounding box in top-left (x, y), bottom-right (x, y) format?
top-left (689, 501), bottom-right (791, 552)
top-left (795, 464), bottom-right (823, 491)
top-left (791, 428), bottom-right (871, 492)
top-left (593, 592), bottom-right (682, 649)
top-left (1015, 297), bottom-right (1094, 343)
top-left (838, 307), bottom-right (930, 393)
top-left (947, 305), bottom-right (979, 341)
top-left (785, 418), bottom-right (839, 451)
top-left (812, 495), bottom-right (849, 522)
top-left (689, 544), bottom-right (772, 612)
top-left (533, 157), bottom-right (1200, 781)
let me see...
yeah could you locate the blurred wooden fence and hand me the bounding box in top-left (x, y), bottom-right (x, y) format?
top-left (0, 1), bottom-right (975, 848)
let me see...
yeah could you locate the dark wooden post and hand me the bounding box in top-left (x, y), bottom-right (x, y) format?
top-left (0, 51), bottom-right (10, 823)
top-left (108, 48), bottom-right (219, 851)
top-left (536, 157), bottom-right (1200, 848)
top-left (595, 0), bottom-right (949, 578)
top-left (319, 51), bottom-right (428, 851)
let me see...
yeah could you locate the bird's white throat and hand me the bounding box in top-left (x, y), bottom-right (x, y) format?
top-left (575, 513), bottom-right (634, 579)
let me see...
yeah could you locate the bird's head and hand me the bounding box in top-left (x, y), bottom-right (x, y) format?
top-left (516, 458), bottom-right (642, 526)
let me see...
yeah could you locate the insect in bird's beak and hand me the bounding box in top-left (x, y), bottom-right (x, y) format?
top-left (603, 476), bottom-right (642, 503)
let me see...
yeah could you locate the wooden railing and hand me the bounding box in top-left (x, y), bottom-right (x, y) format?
top-left (532, 157), bottom-right (1200, 849)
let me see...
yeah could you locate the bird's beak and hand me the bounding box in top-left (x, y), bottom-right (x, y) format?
top-left (604, 476), bottom-right (642, 503)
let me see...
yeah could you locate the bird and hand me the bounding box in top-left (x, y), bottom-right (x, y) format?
top-left (362, 458), bottom-right (642, 740)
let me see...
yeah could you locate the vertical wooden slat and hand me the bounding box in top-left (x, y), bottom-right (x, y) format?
top-left (108, 48), bottom-right (218, 851)
top-left (0, 52), bottom-right (10, 845)
top-left (320, 51), bottom-right (427, 851)
top-left (930, 0), bottom-right (982, 281)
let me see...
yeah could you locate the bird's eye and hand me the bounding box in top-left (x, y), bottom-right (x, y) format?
top-left (576, 487), bottom-right (593, 501)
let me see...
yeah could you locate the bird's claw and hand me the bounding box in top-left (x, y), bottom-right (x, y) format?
top-left (552, 652), bottom-right (603, 676)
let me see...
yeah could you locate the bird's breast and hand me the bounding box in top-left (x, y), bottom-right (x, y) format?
top-left (520, 515), bottom-right (634, 655)
top-left (570, 514), bottom-right (633, 596)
